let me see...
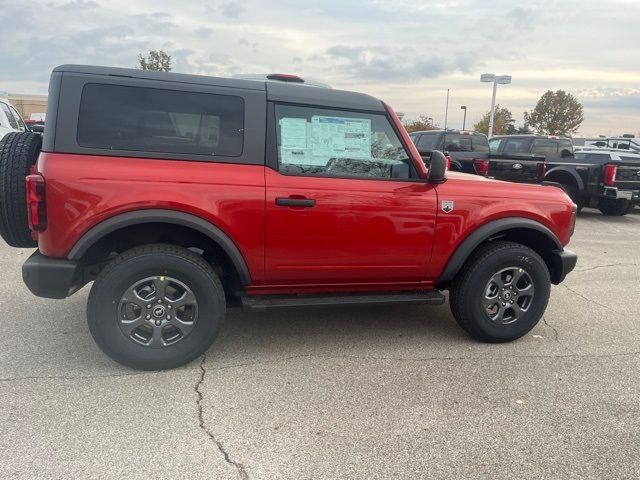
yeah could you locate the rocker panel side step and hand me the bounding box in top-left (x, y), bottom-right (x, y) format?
top-left (241, 290), bottom-right (445, 311)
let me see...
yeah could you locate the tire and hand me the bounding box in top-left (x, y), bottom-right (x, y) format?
top-left (560, 182), bottom-right (584, 213)
top-left (87, 244), bottom-right (226, 370)
top-left (0, 132), bottom-right (41, 247)
top-left (449, 241), bottom-right (551, 343)
top-left (598, 198), bottom-right (630, 216)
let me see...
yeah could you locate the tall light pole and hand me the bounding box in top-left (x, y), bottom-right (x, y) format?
top-left (444, 89), bottom-right (450, 129)
top-left (480, 74), bottom-right (512, 138)
top-left (460, 105), bottom-right (467, 130)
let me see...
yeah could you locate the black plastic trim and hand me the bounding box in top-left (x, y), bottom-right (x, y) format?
top-left (548, 248), bottom-right (577, 285)
top-left (67, 209), bottom-right (252, 285)
top-left (241, 290), bottom-right (445, 311)
top-left (22, 251), bottom-right (82, 299)
top-left (438, 217), bottom-right (563, 283)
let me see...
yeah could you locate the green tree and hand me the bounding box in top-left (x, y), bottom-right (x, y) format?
top-left (403, 115), bottom-right (437, 133)
top-left (524, 90), bottom-right (584, 136)
top-left (473, 105), bottom-right (516, 135)
top-left (517, 122), bottom-right (533, 134)
top-left (137, 50), bottom-right (172, 72)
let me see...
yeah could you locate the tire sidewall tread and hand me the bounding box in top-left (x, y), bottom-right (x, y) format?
top-left (87, 243), bottom-right (225, 370)
top-left (0, 132), bottom-right (41, 247)
top-left (450, 241), bottom-right (551, 343)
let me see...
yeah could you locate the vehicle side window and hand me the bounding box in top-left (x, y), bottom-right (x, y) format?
top-left (471, 135), bottom-right (490, 152)
top-left (77, 83), bottom-right (244, 157)
top-left (275, 104), bottom-right (411, 180)
top-left (558, 139), bottom-right (573, 157)
top-left (9, 106), bottom-right (27, 131)
top-left (1, 103), bottom-right (19, 130)
top-left (531, 139), bottom-right (558, 156)
top-left (416, 133), bottom-right (438, 152)
top-left (488, 138), bottom-right (502, 153)
top-left (442, 134), bottom-right (472, 152)
top-left (503, 138), bottom-right (528, 153)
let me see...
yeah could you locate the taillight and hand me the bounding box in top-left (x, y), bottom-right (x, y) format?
top-left (445, 154), bottom-right (452, 171)
top-left (25, 174), bottom-right (47, 232)
top-left (474, 159), bottom-right (490, 176)
top-left (603, 163), bottom-right (617, 186)
top-left (570, 204), bottom-right (577, 237)
top-left (537, 162), bottom-right (547, 178)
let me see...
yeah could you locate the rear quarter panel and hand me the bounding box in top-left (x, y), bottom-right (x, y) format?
top-left (427, 172), bottom-right (574, 281)
top-left (36, 153), bottom-right (267, 281)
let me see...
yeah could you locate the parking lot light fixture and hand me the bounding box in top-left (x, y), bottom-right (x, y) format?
top-left (480, 73), bottom-right (512, 139)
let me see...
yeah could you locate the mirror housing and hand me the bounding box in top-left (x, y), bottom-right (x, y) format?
top-left (428, 150), bottom-right (447, 183)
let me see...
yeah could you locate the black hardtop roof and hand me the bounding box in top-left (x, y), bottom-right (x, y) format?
top-left (52, 64), bottom-right (385, 112)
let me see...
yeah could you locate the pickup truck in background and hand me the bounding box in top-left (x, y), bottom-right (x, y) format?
top-left (409, 129), bottom-right (546, 184)
top-left (545, 148), bottom-right (640, 215)
top-left (489, 135), bottom-right (574, 160)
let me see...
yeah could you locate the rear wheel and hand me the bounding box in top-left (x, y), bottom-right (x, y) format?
top-left (87, 244), bottom-right (225, 370)
top-left (0, 132), bottom-right (42, 247)
top-left (449, 241), bottom-right (550, 342)
top-left (598, 198), bottom-right (630, 216)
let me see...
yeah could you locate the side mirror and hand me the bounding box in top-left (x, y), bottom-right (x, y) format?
top-left (428, 150), bottom-right (447, 183)
top-left (29, 124), bottom-right (44, 133)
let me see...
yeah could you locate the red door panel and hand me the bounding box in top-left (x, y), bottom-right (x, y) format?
top-left (265, 168), bottom-right (437, 284)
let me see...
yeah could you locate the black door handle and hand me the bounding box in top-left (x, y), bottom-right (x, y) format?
top-left (275, 197), bottom-right (316, 207)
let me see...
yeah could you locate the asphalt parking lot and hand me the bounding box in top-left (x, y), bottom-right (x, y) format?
top-left (1, 208), bottom-right (638, 480)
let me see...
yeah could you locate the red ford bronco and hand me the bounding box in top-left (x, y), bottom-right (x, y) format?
top-left (0, 65), bottom-right (577, 370)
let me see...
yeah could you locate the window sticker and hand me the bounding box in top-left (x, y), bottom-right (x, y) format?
top-left (279, 115), bottom-right (373, 166)
top-left (310, 116), bottom-right (371, 161)
top-left (280, 117), bottom-right (309, 164)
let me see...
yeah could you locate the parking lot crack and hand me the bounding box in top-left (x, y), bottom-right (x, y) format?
top-left (542, 315), bottom-right (577, 355)
top-left (575, 262), bottom-right (636, 272)
top-left (560, 283), bottom-right (624, 315)
top-left (195, 353), bottom-right (249, 480)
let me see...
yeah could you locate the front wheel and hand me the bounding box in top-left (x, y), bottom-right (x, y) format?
top-left (87, 244), bottom-right (225, 370)
top-left (449, 241), bottom-right (551, 342)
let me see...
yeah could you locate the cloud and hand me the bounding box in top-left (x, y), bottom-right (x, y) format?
top-left (58, 0), bottom-right (99, 11)
top-left (321, 45), bottom-right (480, 82)
top-left (220, 1), bottom-right (246, 18)
top-left (0, 0), bottom-right (638, 135)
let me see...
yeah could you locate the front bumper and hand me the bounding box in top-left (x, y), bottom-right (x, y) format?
top-left (22, 251), bottom-right (83, 299)
top-left (548, 249), bottom-right (578, 285)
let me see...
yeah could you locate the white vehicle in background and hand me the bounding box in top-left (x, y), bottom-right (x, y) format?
top-left (584, 137), bottom-right (640, 153)
top-left (0, 96), bottom-right (29, 141)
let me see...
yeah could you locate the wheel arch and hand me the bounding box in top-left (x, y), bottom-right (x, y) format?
top-left (68, 209), bottom-right (251, 286)
top-left (545, 166), bottom-right (584, 191)
top-left (437, 218), bottom-right (563, 287)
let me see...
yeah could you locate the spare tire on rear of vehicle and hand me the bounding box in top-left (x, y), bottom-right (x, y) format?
top-left (0, 132), bottom-right (42, 247)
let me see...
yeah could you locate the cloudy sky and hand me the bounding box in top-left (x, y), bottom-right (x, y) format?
top-left (1, 0), bottom-right (639, 136)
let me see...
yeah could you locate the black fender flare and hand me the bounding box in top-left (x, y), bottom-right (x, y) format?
top-left (67, 209), bottom-right (252, 285)
top-left (438, 217), bottom-right (562, 284)
top-left (545, 166), bottom-right (584, 191)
